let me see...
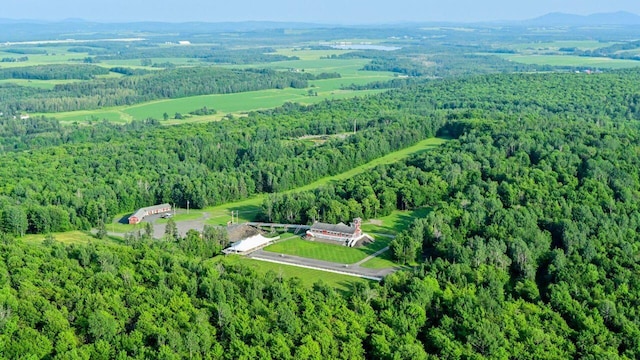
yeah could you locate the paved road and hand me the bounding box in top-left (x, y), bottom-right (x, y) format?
top-left (248, 249), bottom-right (398, 281)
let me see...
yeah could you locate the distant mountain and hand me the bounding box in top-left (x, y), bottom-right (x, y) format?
top-left (528, 11), bottom-right (640, 26)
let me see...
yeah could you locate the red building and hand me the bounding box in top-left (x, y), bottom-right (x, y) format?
top-left (306, 218), bottom-right (366, 247)
top-left (129, 204), bottom-right (172, 224)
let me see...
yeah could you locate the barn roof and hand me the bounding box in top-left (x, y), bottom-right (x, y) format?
top-left (131, 203), bottom-right (171, 219)
top-left (310, 221), bottom-right (356, 235)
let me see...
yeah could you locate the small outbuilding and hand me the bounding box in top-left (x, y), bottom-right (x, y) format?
top-left (129, 204), bottom-right (172, 224)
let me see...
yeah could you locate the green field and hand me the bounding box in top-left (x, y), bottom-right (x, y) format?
top-left (0, 51), bottom-right (90, 67)
top-left (218, 255), bottom-right (372, 293)
top-left (2, 46), bottom-right (397, 124)
top-left (0, 78), bottom-right (81, 89)
top-left (499, 54), bottom-right (640, 69)
top-left (361, 207), bottom-right (432, 235)
top-left (507, 40), bottom-right (617, 51)
top-left (154, 209), bottom-right (208, 224)
top-left (360, 251), bottom-right (396, 269)
top-left (40, 86), bottom-right (388, 124)
top-left (21, 230), bottom-right (123, 246)
top-left (30, 55), bottom-right (395, 123)
top-left (294, 137), bottom-right (448, 193)
top-left (264, 235), bottom-right (391, 264)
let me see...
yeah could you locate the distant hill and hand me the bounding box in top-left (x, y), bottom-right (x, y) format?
top-left (528, 11), bottom-right (640, 26)
top-left (0, 20), bottom-right (330, 42)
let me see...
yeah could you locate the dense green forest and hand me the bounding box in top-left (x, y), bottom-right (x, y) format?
top-left (0, 67), bottom-right (315, 113)
top-left (338, 49), bottom-right (552, 77)
top-left (0, 95), bottom-right (442, 234)
top-left (95, 46), bottom-right (299, 64)
top-left (2, 66), bottom-right (640, 358)
top-left (0, 64), bottom-right (110, 80)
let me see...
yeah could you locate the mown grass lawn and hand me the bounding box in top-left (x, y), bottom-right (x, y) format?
top-left (263, 235), bottom-right (392, 264)
top-left (360, 250), bottom-right (397, 269)
top-left (219, 255), bottom-right (373, 294)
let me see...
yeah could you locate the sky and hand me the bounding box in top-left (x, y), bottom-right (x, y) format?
top-left (3, 0), bottom-right (640, 24)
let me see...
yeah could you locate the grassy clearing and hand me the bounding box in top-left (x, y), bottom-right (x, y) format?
top-left (361, 207), bottom-right (432, 235)
top-left (219, 255), bottom-right (372, 293)
top-left (20, 230), bottom-right (123, 246)
top-left (295, 137), bottom-right (448, 193)
top-left (263, 235), bottom-right (392, 264)
top-left (0, 52), bottom-right (90, 68)
top-left (44, 87), bottom-right (386, 124)
top-left (498, 54), bottom-right (640, 69)
top-left (199, 137), bottom-right (447, 223)
top-left (0, 79), bottom-right (81, 90)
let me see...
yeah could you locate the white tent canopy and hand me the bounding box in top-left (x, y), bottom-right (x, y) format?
top-left (224, 234), bottom-right (277, 254)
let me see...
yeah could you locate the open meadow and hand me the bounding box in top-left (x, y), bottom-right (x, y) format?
top-left (498, 53), bottom-right (640, 69)
top-left (506, 40), bottom-right (618, 51)
top-left (14, 48), bottom-right (398, 123)
top-left (20, 230), bottom-right (124, 247)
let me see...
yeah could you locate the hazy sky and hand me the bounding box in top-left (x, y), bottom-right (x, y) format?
top-left (4, 0), bottom-right (640, 23)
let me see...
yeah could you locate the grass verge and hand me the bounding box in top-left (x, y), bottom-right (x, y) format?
top-left (218, 255), bottom-right (373, 294)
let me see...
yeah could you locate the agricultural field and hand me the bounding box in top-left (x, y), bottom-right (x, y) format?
top-left (499, 53), bottom-right (640, 69)
top-left (0, 78), bottom-right (81, 89)
top-left (35, 56), bottom-right (396, 123)
top-left (506, 40), bottom-right (617, 52)
top-left (0, 49), bottom-right (91, 67)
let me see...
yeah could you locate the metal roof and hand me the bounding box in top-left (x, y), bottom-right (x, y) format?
top-left (131, 203), bottom-right (171, 220)
top-left (310, 221), bottom-right (356, 235)
top-left (226, 234), bottom-right (273, 253)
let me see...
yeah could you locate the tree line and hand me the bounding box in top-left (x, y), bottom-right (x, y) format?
top-left (0, 67), bottom-right (313, 114)
top-left (0, 64), bottom-right (110, 80)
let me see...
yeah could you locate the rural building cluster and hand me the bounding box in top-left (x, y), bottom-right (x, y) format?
top-left (128, 204), bottom-right (172, 224)
top-left (306, 218), bottom-right (370, 247)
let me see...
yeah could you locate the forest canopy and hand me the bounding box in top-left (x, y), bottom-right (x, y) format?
top-left (1, 68), bottom-right (640, 358)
